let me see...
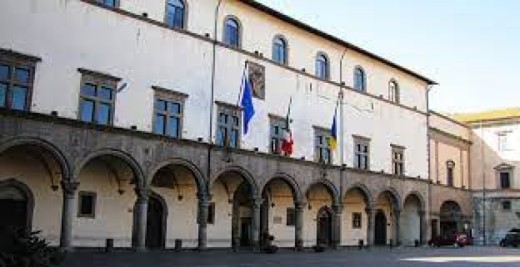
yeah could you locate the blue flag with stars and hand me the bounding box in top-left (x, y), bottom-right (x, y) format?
top-left (241, 70), bottom-right (255, 135)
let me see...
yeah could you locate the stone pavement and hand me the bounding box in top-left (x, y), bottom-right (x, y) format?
top-left (60, 246), bottom-right (520, 267)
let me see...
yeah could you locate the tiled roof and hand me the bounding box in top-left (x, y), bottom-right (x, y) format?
top-left (451, 108), bottom-right (520, 123)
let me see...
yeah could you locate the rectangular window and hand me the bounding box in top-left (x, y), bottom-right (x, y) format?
top-left (207, 202), bottom-right (216, 224)
top-left (500, 171), bottom-right (511, 189)
top-left (97, 0), bottom-right (118, 8)
top-left (286, 208), bottom-right (296, 226)
top-left (0, 50), bottom-right (39, 111)
top-left (152, 87), bottom-right (186, 138)
top-left (314, 128), bottom-right (332, 164)
top-left (78, 191), bottom-right (96, 218)
top-left (216, 103), bottom-right (241, 148)
top-left (392, 146), bottom-right (405, 176)
top-left (78, 69), bottom-right (119, 126)
top-left (502, 200), bottom-right (512, 211)
top-left (270, 117), bottom-right (285, 154)
top-left (352, 212), bottom-right (362, 229)
top-left (498, 132), bottom-right (512, 152)
top-left (354, 136), bottom-right (370, 170)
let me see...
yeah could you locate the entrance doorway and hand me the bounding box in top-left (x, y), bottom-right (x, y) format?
top-left (317, 207), bottom-right (332, 247)
top-left (0, 185), bottom-right (30, 232)
top-left (145, 194), bottom-right (166, 249)
top-left (374, 210), bottom-right (387, 245)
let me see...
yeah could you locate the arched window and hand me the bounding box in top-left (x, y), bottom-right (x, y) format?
top-left (272, 36), bottom-right (288, 65)
top-left (446, 160), bottom-right (455, 187)
top-left (315, 53), bottom-right (329, 80)
top-left (165, 0), bottom-right (186, 29)
top-left (224, 17), bottom-right (241, 48)
top-left (389, 80), bottom-right (400, 103)
top-left (354, 67), bottom-right (366, 92)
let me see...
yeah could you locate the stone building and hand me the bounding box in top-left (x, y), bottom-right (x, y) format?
top-left (0, 0), bottom-right (473, 251)
top-left (454, 109), bottom-right (520, 245)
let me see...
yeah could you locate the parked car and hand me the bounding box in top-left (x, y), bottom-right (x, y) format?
top-left (499, 229), bottom-right (520, 248)
top-left (428, 233), bottom-right (470, 247)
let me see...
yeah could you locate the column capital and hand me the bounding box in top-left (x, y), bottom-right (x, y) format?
top-left (332, 204), bottom-right (342, 214)
top-left (251, 198), bottom-right (263, 209)
top-left (61, 181), bottom-right (79, 197)
top-left (365, 207), bottom-right (374, 215)
top-left (134, 187), bottom-right (149, 202)
top-left (295, 201), bottom-right (306, 210)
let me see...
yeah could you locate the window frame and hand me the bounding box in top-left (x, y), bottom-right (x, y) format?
top-left (223, 16), bottom-right (242, 48)
top-left (495, 164), bottom-right (514, 190)
top-left (354, 66), bottom-right (367, 92)
top-left (269, 115), bottom-right (286, 155)
top-left (352, 212), bottom-right (362, 229)
top-left (96, 0), bottom-right (119, 8)
top-left (164, 0), bottom-right (187, 29)
top-left (497, 131), bottom-right (512, 152)
top-left (388, 79), bottom-right (400, 104)
top-left (314, 126), bottom-right (333, 164)
top-left (315, 52), bottom-right (330, 80)
top-left (77, 191), bottom-right (97, 218)
top-left (446, 160), bottom-right (455, 187)
top-left (152, 86), bottom-right (187, 138)
top-left (272, 35), bottom-right (289, 65)
top-left (501, 200), bottom-right (512, 211)
top-left (0, 49), bottom-right (39, 111)
top-left (207, 202), bottom-right (216, 224)
top-left (216, 102), bottom-right (242, 148)
top-left (77, 68), bottom-right (120, 126)
top-left (391, 145), bottom-right (405, 176)
top-left (353, 135), bottom-right (370, 170)
top-left (286, 207), bottom-right (296, 226)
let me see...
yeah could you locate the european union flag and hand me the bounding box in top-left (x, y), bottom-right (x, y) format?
top-left (241, 71), bottom-right (255, 135)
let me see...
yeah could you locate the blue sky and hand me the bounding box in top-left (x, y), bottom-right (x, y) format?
top-left (257, 0), bottom-right (520, 113)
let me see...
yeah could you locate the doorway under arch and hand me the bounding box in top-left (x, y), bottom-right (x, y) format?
top-left (145, 193), bottom-right (167, 249)
top-left (316, 207), bottom-right (333, 247)
top-left (374, 210), bottom-right (387, 245)
top-left (0, 181), bottom-right (33, 233)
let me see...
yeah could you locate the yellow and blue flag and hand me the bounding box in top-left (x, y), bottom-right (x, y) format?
top-left (329, 105), bottom-right (338, 151)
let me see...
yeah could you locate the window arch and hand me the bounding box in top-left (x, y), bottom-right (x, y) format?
top-left (446, 160), bottom-right (455, 187)
top-left (272, 35), bottom-right (288, 65)
top-left (165, 0), bottom-right (186, 29)
top-left (354, 67), bottom-right (366, 92)
top-left (315, 53), bottom-right (329, 80)
top-left (224, 16), bottom-right (241, 48)
top-left (389, 79), bottom-right (400, 103)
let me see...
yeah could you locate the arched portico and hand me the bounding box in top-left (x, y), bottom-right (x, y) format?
top-left (341, 184), bottom-right (373, 246)
top-left (400, 193), bottom-right (425, 246)
top-left (304, 180), bottom-right (340, 248)
top-left (374, 189), bottom-right (401, 246)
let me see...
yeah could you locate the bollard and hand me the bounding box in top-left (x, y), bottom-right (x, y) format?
top-left (414, 239), bottom-right (420, 247)
top-left (358, 239), bottom-right (364, 250)
top-left (174, 239), bottom-right (182, 252)
top-left (105, 238), bottom-right (114, 253)
top-left (389, 239), bottom-right (393, 249)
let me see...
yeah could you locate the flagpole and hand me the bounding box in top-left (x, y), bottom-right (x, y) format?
top-left (236, 60), bottom-right (249, 107)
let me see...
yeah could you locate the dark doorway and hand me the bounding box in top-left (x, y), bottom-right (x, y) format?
top-left (146, 195), bottom-right (166, 249)
top-left (374, 210), bottom-right (387, 245)
top-left (317, 207), bottom-right (332, 247)
top-left (0, 186), bottom-right (29, 232)
top-left (440, 221), bottom-right (458, 238)
top-left (240, 217), bottom-right (253, 246)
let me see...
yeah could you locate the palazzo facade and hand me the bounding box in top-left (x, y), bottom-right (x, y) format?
top-left (0, 0), bottom-right (473, 251)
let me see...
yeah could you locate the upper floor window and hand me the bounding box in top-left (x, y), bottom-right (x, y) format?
top-left (315, 53), bottom-right (329, 80)
top-left (152, 86), bottom-right (187, 138)
top-left (78, 69), bottom-right (119, 126)
top-left (315, 128), bottom-right (332, 164)
top-left (272, 36), bottom-right (288, 65)
top-left (216, 103), bottom-right (241, 148)
top-left (165, 0), bottom-right (186, 29)
top-left (498, 132), bottom-right (512, 152)
top-left (354, 136), bottom-right (370, 170)
top-left (224, 17), bottom-right (241, 48)
top-left (354, 67), bottom-right (366, 92)
top-left (270, 117), bottom-right (285, 154)
top-left (389, 80), bottom-right (400, 103)
top-left (500, 171), bottom-right (511, 189)
top-left (392, 146), bottom-right (405, 176)
top-left (97, 0), bottom-right (118, 8)
top-left (446, 160), bottom-right (455, 187)
top-left (0, 50), bottom-right (39, 111)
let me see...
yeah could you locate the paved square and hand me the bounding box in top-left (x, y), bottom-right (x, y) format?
top-left (60, 247), bottom-right (520, 267)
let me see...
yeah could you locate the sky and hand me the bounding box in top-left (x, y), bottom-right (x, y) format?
top-left (256, 0), bottom-right (520, 113)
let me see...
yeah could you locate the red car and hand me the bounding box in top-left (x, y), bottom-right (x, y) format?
top-left (428, 233), bottom-right (471, 247)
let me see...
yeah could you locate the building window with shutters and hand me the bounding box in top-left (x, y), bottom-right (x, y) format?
top-left (152, 86), bottom-right (187, 138)
top-left (216, 103), bottom-right (241, 148)
top-left (78, 69), bottom-right (120, 126)
top-left (392, 145), bottom-right (405, 176)
top-left (354, 136), bottom-right (370, 170)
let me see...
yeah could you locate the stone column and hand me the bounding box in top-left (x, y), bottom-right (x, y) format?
top-left (197, 194), bottom-right (210, 251)
top-left (332, 204), bottom-right (342, 249)
top-left (365, 207), bottom-right (374, 247)
top-left (60, 180), bottom-right (79, 251)
top-left (418, 210), bottom-right (426, 245)
top-left (134, 187), bottom-right (149, 252)
top-left (295, 202), bottom-right (304, 250)
top-left (251, 198), bottom-right (263, 251)
top-left (393, 209), bottom-right (401, 246)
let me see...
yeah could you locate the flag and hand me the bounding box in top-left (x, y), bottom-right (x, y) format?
top-left (281, 98), bottom-right (294, 156)
top-left (241, 67), bottom-right (255, 135)
top-left (329, 103), bottom-right (338, 151)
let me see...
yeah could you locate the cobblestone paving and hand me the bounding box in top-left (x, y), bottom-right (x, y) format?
top-left (60, 246), bottom-right (520, 267)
